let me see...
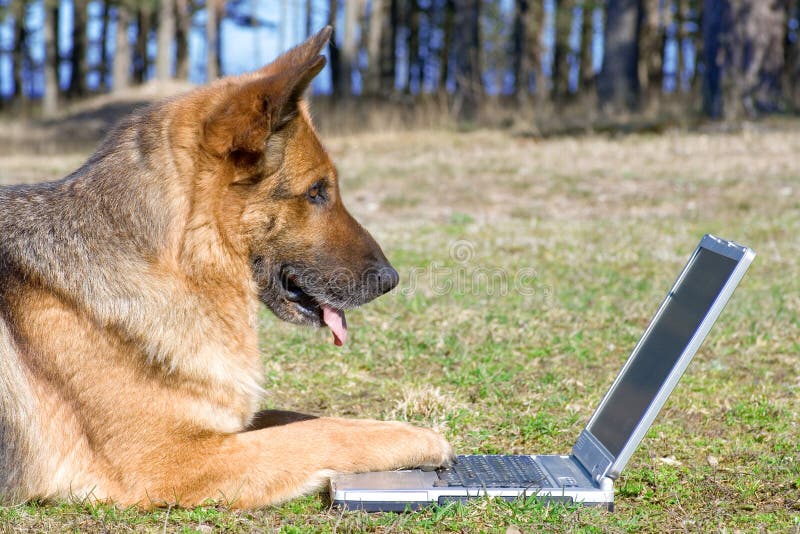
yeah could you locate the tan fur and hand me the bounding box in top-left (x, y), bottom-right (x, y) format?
top-left (0, 27), bottom-right (453, 509)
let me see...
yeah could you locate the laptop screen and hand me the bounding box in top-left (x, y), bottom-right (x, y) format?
top-left (587, 247), bottom-right (739, 457)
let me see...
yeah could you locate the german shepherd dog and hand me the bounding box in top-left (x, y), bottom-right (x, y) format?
top-left (0, 27), bottom-right (453, 508)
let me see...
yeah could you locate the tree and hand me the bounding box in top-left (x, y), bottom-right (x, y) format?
top-left (702, 0), bottom-right (787, 118)
top-left (638, 0), bottom-right (665, 102)
top-left (365, 0), bottom-right (393, 96)
top-left (552, 0), bottom-right (574, 102)
top-left (113, 3), bottom-right (132, 91)
top-left (157, 0), bottom-right (176, 80)
top-left (743, 1), bottom-right (787, 113)
top-left (306, 0), bottom-right (313, 37)
top-left (674, 0), bottom-right (688, 91)
top-left (175, 0), bottom-right (191, 79)
top-left (578, 0), bottom-right (596, 94)
top-left (597, 0), bottom-right (643, 112)
top-left (405, 0), bottom-right (421, 93)
top-left (438, 0), bottom-right (454, 93)
top-left (98, 0), bottom-right (111, 91)
top-left (43, 0), bottom-right (60, 116)
top-left (525, 0), bottom-right (544, 102)
top-left (382, 0), bottom-right (398, 94)
top-left (12, 0), bottom-right (29, 104)
top-left (68, 0), bottom-right (89, 97)
top-left (786, 0), bottom-right (800, 109)
top-left (133, 4), bottom-right (152, 84)
top-left (365, 0), bottom-right (383, 95)
top-left (327, 0), bottom-right (341, 95)
top-left (511, 0), bottom-right (530, 98)
top-left (452, 0), bottom-right (481, 120)
top-left (482, 0), bottom-right (507, 95)
top-left (206, 0), bottom-right (220, 80)
top-left (340, 0), bottom-right (363, 96)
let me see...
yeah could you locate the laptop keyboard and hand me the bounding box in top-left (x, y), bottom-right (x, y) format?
top-left (435, 455), bottom-right (548, 488)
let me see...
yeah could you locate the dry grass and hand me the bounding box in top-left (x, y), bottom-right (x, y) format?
top-left (1, 119), bottom-right (799, 532)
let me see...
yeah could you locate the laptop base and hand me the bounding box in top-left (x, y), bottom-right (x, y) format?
top-left (330, 454), bottom-right (615, 512)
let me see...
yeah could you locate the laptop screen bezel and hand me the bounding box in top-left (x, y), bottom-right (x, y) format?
top-left (572, 234), bottom-right (755, 483)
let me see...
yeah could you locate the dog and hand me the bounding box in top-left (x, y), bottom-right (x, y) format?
top-left (0, 27), bottom-right (453, 509)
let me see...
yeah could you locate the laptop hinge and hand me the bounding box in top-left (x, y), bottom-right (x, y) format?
top-left (572, 430), bottom-right (616, 484)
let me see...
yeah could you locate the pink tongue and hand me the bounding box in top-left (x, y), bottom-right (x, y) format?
top-left (321, 304), bottom-right (348, 346)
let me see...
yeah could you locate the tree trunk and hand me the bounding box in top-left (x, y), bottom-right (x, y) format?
top-left (674, 0), bottom-right (687, 91)
top-left (452, 0), bottom-right (481, 120)
top-left (786, 0), bottom-right (800, 109)
top-left (365, 0), bottom-right (396, 96)
top-left (738, 1), bottom-right (785, 115)
top-left (215, 1), bottom-right (223, 77)
top-left (68, 0), bottom-right (88, 98)
top-left (638, 0), bottom-right (665, 103)
top-left (12, 1), bottom-right (28, 103)
top-left (597, 0), bottom-right (643, 112)
top-left (306, 0), bottom-right (313, 37)
top-left (702, 0), bottom-right (785, 119)
top-left (206, 0), bottom-right (219, 81)
top-left (511, 0), bottom-right (530, 98)
top-left (175, 0), bottom-right (191, 80)
top-left (365, 0), bottom-right (385, 95)
top-left (689, 0), bottom-right (703, 93)
top-left (700, 0), bottom-right (720, 115)
top-left (578, 0), bottom-right (595, 94)
top-left (113, 4), bottom-right (132, 91)
top-left (341, 0), bottom-right (362, 96)
top-left (98, 0), bottom-right (111, 91)
top-left (405, 0), bottom-right (421, 93)
top-left (438, 0), bottom-right (454, 93)
top-left (43, 0), bottom-right (59, 116)
top-left (133, 5), bottom-right (151, 84)
top-left (156, 0), bottom-right (176, 80)
top-left (552, 0), bottom-right (574, 102)
top-left (381, 0), bottom-right (398, 94)
top-left (328, 0), bottom-right (341, 96)
top-left (532, 0), bottom-right (548, 102)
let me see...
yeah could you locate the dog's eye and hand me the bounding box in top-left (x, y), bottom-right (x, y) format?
top-left (306, 180), bottom-right (327, 204)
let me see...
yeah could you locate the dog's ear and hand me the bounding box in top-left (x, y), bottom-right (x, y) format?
top-left (258, 26), bottom-right (333, 79)
top-left (202, 28), bottom-right (330, 158)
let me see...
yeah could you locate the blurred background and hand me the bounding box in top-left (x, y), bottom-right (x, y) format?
top-left (0, 0), bottom-right (797, 132)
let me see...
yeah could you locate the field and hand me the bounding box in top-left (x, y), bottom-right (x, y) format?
top-left (1, 118), bottom-right (799, 532)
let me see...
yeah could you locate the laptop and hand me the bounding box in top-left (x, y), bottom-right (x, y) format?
top-left (330, 234), bottom-right (755, 512)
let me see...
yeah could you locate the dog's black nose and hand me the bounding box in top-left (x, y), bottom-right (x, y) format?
top-left (375, 264), bottom-right (399, 295)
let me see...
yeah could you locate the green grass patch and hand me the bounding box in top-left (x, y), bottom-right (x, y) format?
top-left (3, 127), bottom-right (800, 531)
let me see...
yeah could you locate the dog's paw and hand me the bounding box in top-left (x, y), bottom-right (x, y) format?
top-left (389, 422), bottom-right (455, 471)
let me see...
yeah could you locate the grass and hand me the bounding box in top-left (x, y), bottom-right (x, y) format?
top-left (1, 124), bottom-right (800, 532)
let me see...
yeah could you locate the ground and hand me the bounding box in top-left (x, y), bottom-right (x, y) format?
top-left (1, 118), bottom-right (799, 532)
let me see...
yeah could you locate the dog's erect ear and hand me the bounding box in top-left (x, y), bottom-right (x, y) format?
top-left (202, 30), bottom-right (330, 158)
top-left (202, 56), bottom-right (326, 157)
top-left (258, 26), bottom-right (333, 79)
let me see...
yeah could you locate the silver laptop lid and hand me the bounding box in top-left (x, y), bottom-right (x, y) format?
top-left (572, 234), bottom-right (755, 483)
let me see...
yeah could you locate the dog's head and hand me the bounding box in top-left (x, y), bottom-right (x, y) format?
top-left (191, 27), bottom-right (397, 346)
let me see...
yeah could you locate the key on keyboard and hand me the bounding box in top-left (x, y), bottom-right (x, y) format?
top-left (436, 455), bottom-right (547, 488)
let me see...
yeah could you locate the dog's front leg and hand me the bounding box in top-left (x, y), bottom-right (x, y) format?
top-left (142, 417), bottom-right (453, 508)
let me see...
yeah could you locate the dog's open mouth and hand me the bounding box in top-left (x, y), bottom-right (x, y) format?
top-left (281, 271), bottom-right (348, 346)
